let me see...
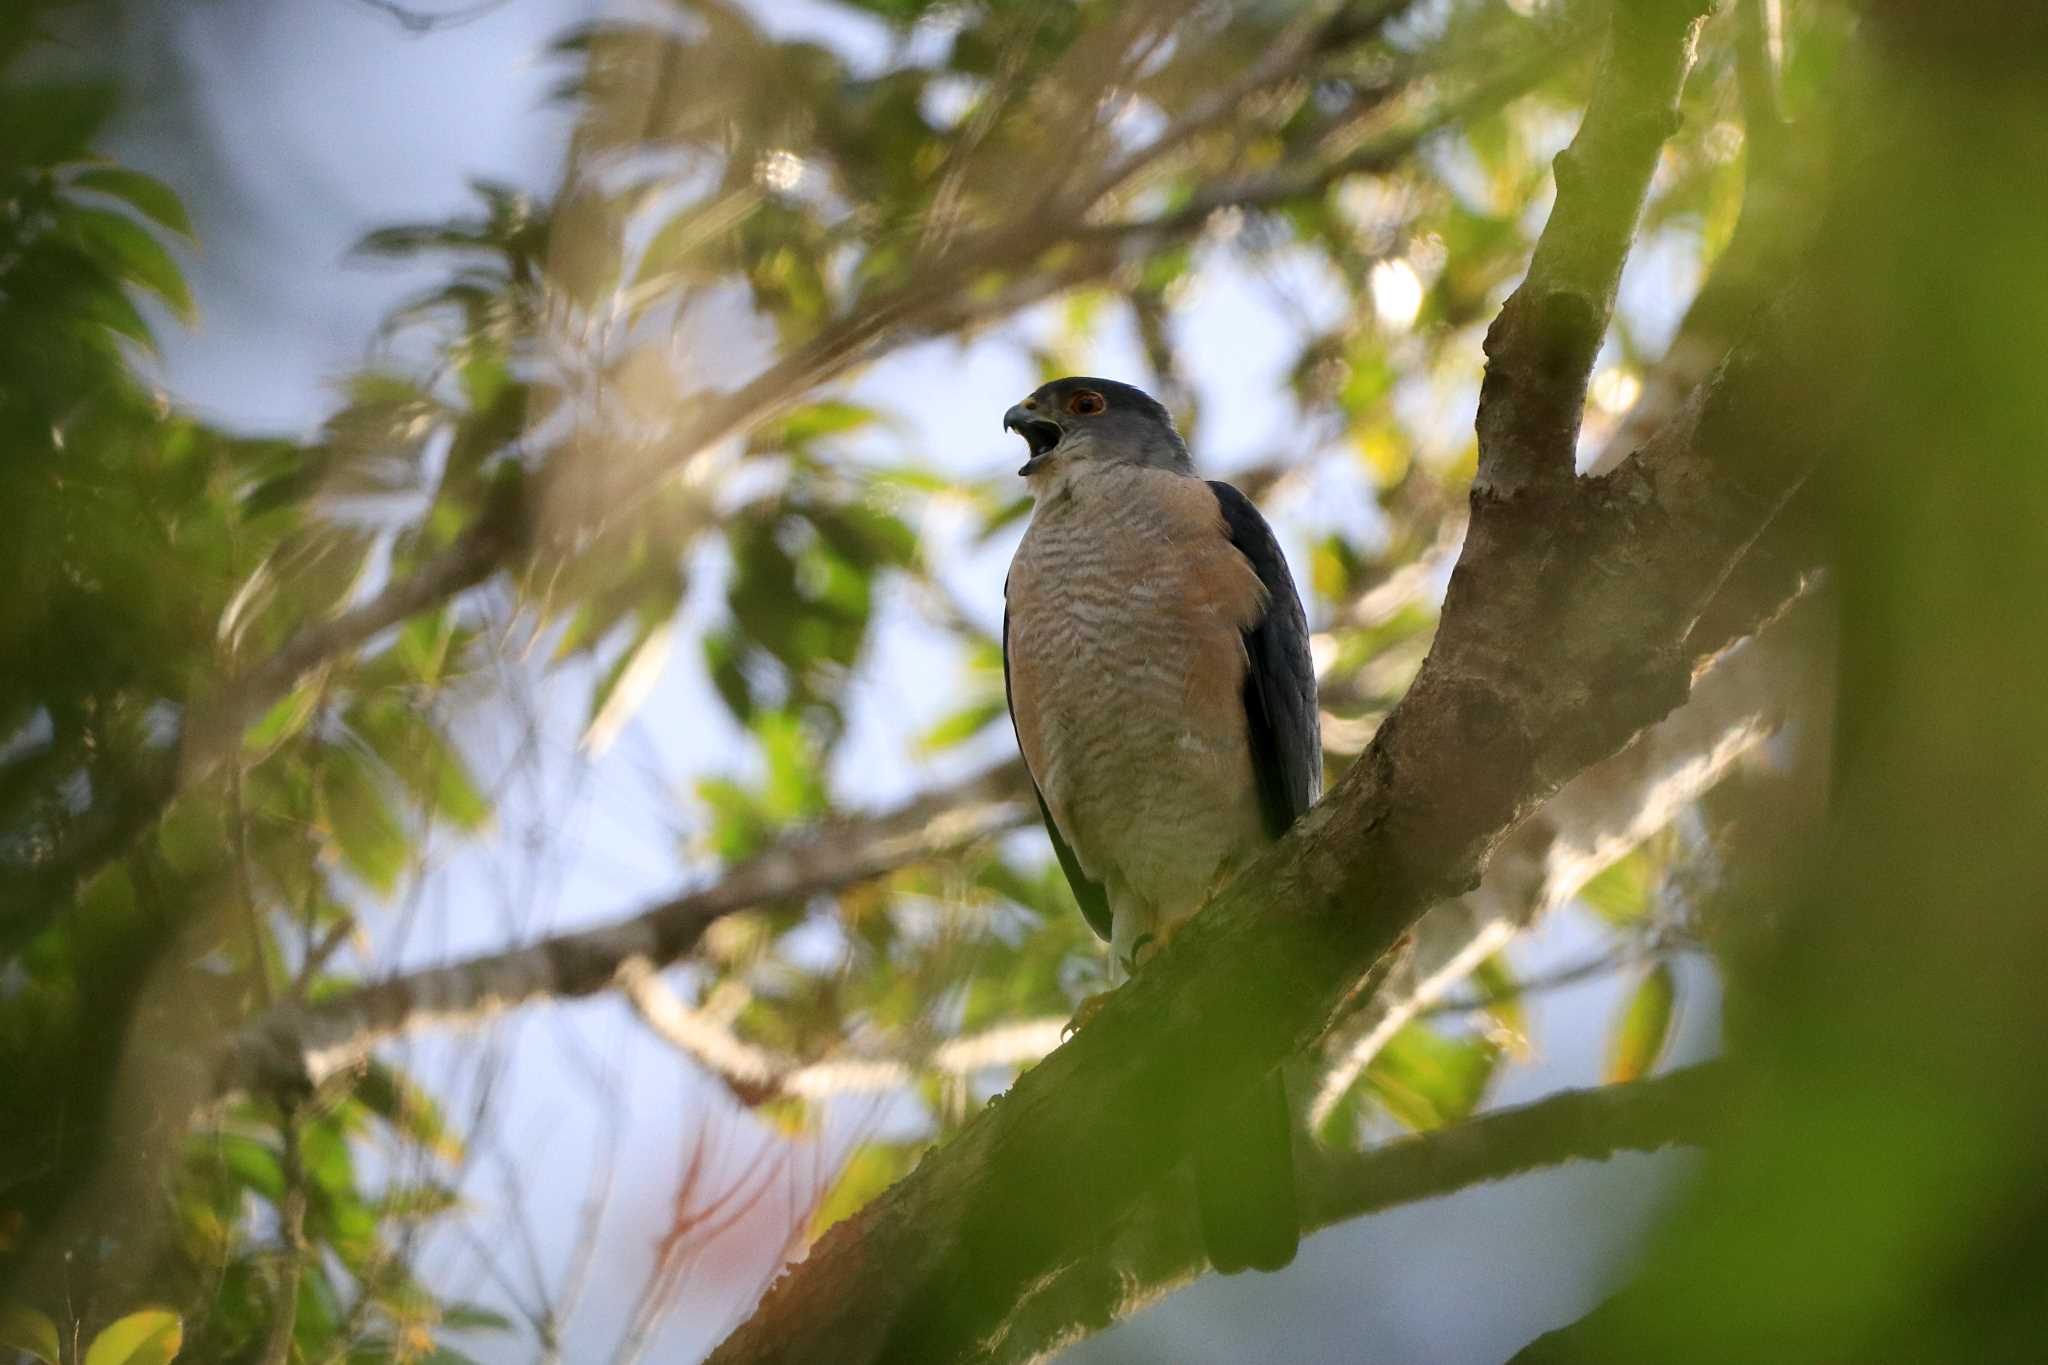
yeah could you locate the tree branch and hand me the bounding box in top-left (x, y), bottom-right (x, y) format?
top-left (216, 762), bottom-right (1034, 1097)
top-left (1475, 0), bottom-right (1711, 497)
top-left (621, 960), bottom-right (1067, 1105)
top-left (985, 1063), bottom-right (1725, 1365)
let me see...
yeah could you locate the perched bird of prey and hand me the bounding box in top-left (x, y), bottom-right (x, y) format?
top-left (1000, 376), bottom-right (1320, 1274)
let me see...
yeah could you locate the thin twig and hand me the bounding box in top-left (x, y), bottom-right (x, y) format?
top-left (257, 1111), bottom-right (308, 1365)
top-left (622, 958), bottom-right (1068, 1103)
top-left (343, 0), bottom-right (513, 35)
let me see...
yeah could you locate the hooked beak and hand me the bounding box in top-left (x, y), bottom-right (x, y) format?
top-left (1003, 403), bottom-right (1064, 476)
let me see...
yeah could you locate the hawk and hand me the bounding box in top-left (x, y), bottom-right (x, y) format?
top-left (1001, 376), bottom-right (1319, 1274)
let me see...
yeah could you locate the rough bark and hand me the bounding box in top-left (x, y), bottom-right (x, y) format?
top-left (706, 4), bottom-right (1832, 1361)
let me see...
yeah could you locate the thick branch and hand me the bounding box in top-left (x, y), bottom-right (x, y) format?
top-left (216, 763), bottom-right (1033, 1096)
top-left (1475, 0), bottom-right (1711, 497)
top-left (987, 1063), bottom-right (1725, 1365)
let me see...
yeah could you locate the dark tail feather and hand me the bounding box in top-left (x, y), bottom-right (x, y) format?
top-left (1194, 1069), bottom-right (1299, 1274)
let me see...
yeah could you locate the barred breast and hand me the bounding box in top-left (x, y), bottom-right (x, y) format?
top-left (1005, 463), bottom-right (1271, 943)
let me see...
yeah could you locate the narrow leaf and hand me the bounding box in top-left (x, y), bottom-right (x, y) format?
top-left (73, 167), bottom-right (196, 240)
top-left (583, 620), bottom-right (674, 756)
top-left (1606, 962), bottom-right (1679, 1084)
top-left (63, 207), bottom-right (195, 321)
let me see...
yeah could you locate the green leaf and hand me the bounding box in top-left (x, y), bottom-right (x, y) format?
top-left (82, 1308), bottom-right (182, 1365)
top-left (1362, 1023), bottom-right (1500, 1132)
top-left (73, 167), bottom-right (196, 241)
top-left (62, 207), bottom-right (195, 322)
top-left (244, 686), bottom-right (319, 755)
top-left (751, 400), bottom-right (882, 454)
top-left (916, 698), bottom-right (1005, 754)
top-left (356, 1060), bottom-right (464, 1161)
top-left (370, 710), bottom-right (491, 833)
top-left (71, 266), bottom-right (156, 351)
top-left (1578, 846), bottom-right (1656, 925)
top-left (0, 82), bottom-right (116, 171)
top-left (1606, 962), bottom-right (1678, 1084)
top-left (439, 1302), bottom-right (515, 1334)
top-left (0, 1304), bottom-right (62, 1364)
top-left (217, 1134), bottom-right (286, 1202)
top-left (320, 748), bottom-right (409, 895)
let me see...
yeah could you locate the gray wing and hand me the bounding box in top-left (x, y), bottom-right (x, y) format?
top-left (1002, 591), bottom-right (1114, 942)
top-left (1208, 481), bottom-right (1321, 835)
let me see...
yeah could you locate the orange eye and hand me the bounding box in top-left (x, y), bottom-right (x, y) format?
top-left (1067, 390), bottom-right (1106, 416)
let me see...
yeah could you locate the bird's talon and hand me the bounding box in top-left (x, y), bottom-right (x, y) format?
top-left (1064, 989), bottom-right (1115, 1038)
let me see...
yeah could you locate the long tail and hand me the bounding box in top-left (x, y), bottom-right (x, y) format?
top-left (1194, 1068), bottom-right (1299, 1274)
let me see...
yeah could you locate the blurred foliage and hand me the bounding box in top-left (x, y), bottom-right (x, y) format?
top-left (0, 0), bottom-right (1882, 1358)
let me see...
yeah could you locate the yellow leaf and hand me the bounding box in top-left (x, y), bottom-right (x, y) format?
top-left (83, 1308), bottom-right (182, 1365)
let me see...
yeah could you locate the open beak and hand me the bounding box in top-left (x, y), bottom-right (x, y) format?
top-left (1003, 404), bottom-right (1064, 476)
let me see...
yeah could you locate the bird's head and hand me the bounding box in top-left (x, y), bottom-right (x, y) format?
top-left (1003, 377), bottom-right (1192, 483)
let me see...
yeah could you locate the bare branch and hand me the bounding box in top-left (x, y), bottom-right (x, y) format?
top-left (1083, 51), bottom-right (1561, 246)
top-left (342, 0), bottom-right (513, 33)
top-left (623, 960), bottom-right (1067, 1103)
top-left (217, 762), bottom-right (1034, 1097)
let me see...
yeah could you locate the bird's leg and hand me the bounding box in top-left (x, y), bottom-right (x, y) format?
top-left (1066, 924), bottom-right (1174, 1037)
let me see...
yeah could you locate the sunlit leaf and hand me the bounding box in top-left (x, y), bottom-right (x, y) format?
top-left (82, 1308), bottom-right (181, 1365)
top-left (1578, 846), bottom-right (1656, 925)
top-left (244, 686), bottom-right (319, 755)
top-left (1605, 961), bottom-right (1678, 1084)
top-left (1362, 1023), bottom-right (1500, 1132)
